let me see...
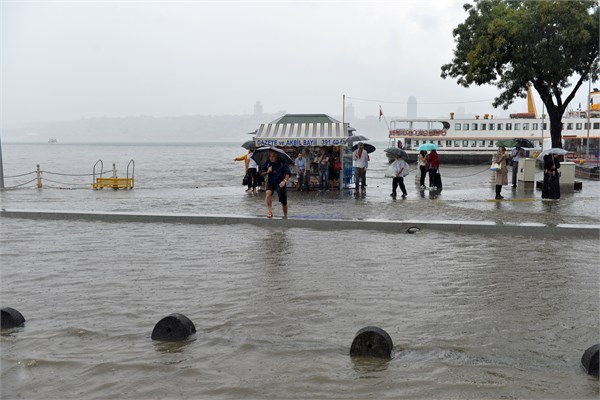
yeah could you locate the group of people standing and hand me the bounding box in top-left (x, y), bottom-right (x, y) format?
top-left (493, 146), bottom-right (560, 200)
top-left (417, 150), bottom-right (441, 190)
top-left (294, 147), bottom-right (342, 192)
top-left (237, 142), bottom-right (565, 218)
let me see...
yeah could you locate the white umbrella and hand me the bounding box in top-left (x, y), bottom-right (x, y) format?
top-left (537, 148), bottom-right (569, 159)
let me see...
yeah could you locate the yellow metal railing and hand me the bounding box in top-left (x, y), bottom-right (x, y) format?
top-left (92, 159), bottom-right (135, 190)
top-left (92, 177), bottom-right (134, 189)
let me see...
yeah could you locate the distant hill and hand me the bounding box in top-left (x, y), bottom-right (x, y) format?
top-left (2, 113), bottom-right (390, 144)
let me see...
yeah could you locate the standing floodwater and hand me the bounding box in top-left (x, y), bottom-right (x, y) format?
top-left (1, 143), bottom-right (599, 399)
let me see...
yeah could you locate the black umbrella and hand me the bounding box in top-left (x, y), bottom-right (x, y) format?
top-left (241, 139), bottom-right (256, 151)
top-left (251, 146), bottom-right (294, 166)
top-left (384, 147), bottom-right (408, 159)
top-left (497, 138), bottom-right (535, 148)
top-left (351, 143), bottom-right (376, 153)
top-left (514, 138), bottom-right (534, 148)
top-left (346, 135), bottom-right (369, 145)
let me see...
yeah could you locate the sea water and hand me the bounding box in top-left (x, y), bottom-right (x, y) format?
top-left (1, 142), bottom-right (599, 399)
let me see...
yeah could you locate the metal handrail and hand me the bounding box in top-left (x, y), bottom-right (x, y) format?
top-left (93, 160), bottom-right (103, 184)
top-left (126, 159), bottom-right (135, 182)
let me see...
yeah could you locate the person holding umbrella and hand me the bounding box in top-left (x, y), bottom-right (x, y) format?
top-left (353, 142), bottom-right (369, 195)
top-left (390, 154), bottom-right (409, 199)
top-left (259, 150), bottom-right (291, 218)
top-left (510, 146), bottom-right (526, 188)
top-left (246, 150), bottom-right (259, 193)
top-left (427, 149), bottom-right (440, 189)
top-left (542, 153), bottom-right (561, 199)
top-left (418, 150), bottom-right (428, 189)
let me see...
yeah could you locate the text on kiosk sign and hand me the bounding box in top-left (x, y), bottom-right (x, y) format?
top-left (256, 138), bottom-right (346, 147)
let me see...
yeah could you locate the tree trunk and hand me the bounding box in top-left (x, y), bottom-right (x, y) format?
top-left (548, 111), bottom-right (563, 149)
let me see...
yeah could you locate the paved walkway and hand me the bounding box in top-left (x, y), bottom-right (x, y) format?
top-left (1, 208), bottom-right (598, 238)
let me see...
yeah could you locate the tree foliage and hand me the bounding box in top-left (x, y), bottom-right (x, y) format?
top-left (441, 0), bottom-right (599, 148)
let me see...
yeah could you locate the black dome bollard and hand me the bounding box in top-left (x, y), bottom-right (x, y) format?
top-left (151, 313), bottom-right (196, 341)
top-left (406, 226), bottom-right (421, 234)
top-left (1, 307), bottom-right (26, 329)
top-left (581, 344), bottom-right (599, 377)
top-left (350, 326), bottom-right (393, 359)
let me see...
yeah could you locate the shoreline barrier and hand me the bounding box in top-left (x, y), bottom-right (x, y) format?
top-left (1, 209), bottom-right (599, 238)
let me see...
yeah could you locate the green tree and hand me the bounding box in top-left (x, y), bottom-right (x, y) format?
top-left (441, 0), bottom-right (599, 148)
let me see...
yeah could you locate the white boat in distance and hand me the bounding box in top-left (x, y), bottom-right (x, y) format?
top-left (388, 89), bottom-right (600, 165)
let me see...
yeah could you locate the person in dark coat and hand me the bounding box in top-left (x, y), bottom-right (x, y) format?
top-left (542, 153), bottom-right (561, 199)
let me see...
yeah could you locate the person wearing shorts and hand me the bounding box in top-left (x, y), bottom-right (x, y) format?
top-left (259, 150), bottom-right (291, 218)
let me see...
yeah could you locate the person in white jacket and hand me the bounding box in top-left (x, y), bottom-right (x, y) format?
top-left (390, 154), bottom-right (409, 199)
top-left (353, 142), bottom-right (369, 194)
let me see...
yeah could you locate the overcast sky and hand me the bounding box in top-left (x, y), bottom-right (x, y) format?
top-left (1, 0), bottom-right (594, 126)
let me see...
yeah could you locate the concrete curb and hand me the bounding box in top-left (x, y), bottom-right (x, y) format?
top-left (1, 209), bottom-right (599, 238)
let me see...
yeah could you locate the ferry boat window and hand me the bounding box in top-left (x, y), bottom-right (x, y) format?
top-left (523, 123), bottom-right (529, 130)
top-left (489, 123), bottom-right (495, 130)
top-left (506, 123), bottom-right (512, 130)
top-left (542, 123), bottom-right (547, 130)
top-left (454, 141), bottom-right (460, 147)
top-left (470, 140), bottom-right (476, 147)
top-left (481, 124), bottom-right (487, 130)
top-left (471, 123), bottom-right (477, 130)
top-left (478, 140), bottom-right (485, 147)
top-left (455, 123), bottom-right (461, 130)
top-left (488, 141), bottom-right (494, 147)
top-left (567, 123), bottom-right (573, 130)
top-left (463, 123), bottom-right (469, 130)
top-left (446, 140), bottom-right (452, 147)
top-left (462, 140), bottom-right (468, 147)
top-left (576, 123), bottom-right (582, 130)
top-left (532, 123), bottom-right (538, 130)
top-left (584, 123), bottom-right (590, 129)
top-left (437, 140), bottom-right (443, 146)
top-left (593, 123), bottom-right (600, 129)
top-left (514, 123), bottom-right (521, 130)
top-left (497, 123), bottom-right (503, 130)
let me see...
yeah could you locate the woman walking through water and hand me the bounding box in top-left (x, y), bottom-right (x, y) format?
top-left (494, 146), bottom-right (509, 199)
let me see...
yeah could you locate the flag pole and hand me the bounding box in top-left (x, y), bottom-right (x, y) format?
top-left (379, 105), bottom-right (390, 130)
top-left (0, 133), bottom-right (4, 189)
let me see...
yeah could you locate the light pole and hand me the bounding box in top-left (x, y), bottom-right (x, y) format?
top-left (586, 77), bottom-right (591, 163)
top-left (0, 133), bottom-right (4, 189)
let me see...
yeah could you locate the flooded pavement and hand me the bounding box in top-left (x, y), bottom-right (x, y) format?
top-left (1, 143), bottom-right (599, 399)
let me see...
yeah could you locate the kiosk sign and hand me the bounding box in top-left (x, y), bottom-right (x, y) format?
top-left (256, 138), bottom-right (347, 147)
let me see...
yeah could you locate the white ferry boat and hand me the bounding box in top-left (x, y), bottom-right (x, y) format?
top-left (388, 90), bottom-right (600, 165)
